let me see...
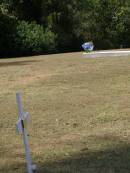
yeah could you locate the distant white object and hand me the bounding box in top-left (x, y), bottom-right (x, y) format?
top-left (83, 50), bottom-right (130, 58)
top-left (16, 92), bottom-right (37, 173)
top-left (82, 42), bottom-right (94, 51)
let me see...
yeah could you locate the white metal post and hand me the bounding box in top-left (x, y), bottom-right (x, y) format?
top-left (16, 92), bottom-right (34, 173)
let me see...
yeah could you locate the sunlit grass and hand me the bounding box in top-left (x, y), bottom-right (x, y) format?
top-left (0, 52), bottom-right (130, 173)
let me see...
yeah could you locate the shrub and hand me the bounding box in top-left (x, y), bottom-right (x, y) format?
top-left (15, 20), bottom-right (57, 55)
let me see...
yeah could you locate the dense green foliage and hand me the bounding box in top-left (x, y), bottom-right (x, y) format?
top-left (15, 21), bottom-right (56, 55)
top-left (0, 0), bottom-right (130, 57)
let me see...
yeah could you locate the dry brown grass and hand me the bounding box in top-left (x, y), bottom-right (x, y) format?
top-left (0, 52), bottom-right (130, 173)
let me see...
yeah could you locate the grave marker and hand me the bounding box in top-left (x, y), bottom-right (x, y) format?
top-left (16, 92), bottom-right (37, 173)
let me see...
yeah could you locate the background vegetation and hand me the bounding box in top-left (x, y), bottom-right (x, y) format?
top-left (0, 0), bottom-right (130, 57)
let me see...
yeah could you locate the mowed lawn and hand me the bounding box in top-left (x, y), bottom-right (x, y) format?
top-left (0, 52), bottom-right (130, 173)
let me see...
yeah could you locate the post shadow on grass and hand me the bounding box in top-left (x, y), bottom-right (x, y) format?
top-left (37, 140), bottom-right (130, 173)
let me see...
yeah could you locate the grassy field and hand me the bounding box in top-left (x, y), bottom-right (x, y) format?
top-left (0, 52), bottom-right (130, 173)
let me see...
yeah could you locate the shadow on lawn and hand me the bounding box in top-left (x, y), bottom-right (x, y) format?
top-left (37, 142), bottom-right (130, 173)
top-left (1, 139), bottom-right (130, 173)
top-left (0, 60), bottom-right (39, 67)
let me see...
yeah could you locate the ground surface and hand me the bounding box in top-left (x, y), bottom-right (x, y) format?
top-left (83, 49), bottom-right (130, 58)
top-left (0, 52), bottom-right (130, 173)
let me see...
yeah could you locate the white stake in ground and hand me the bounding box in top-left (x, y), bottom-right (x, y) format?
top-left (16, 92), bottom-right (37, 173)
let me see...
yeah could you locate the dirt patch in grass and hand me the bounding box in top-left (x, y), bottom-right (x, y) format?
top-left (0, 60), bottom-right (39, 67)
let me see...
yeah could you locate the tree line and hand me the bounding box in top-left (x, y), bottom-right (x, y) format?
top-left (0, 0), bottom-right (130, 57)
